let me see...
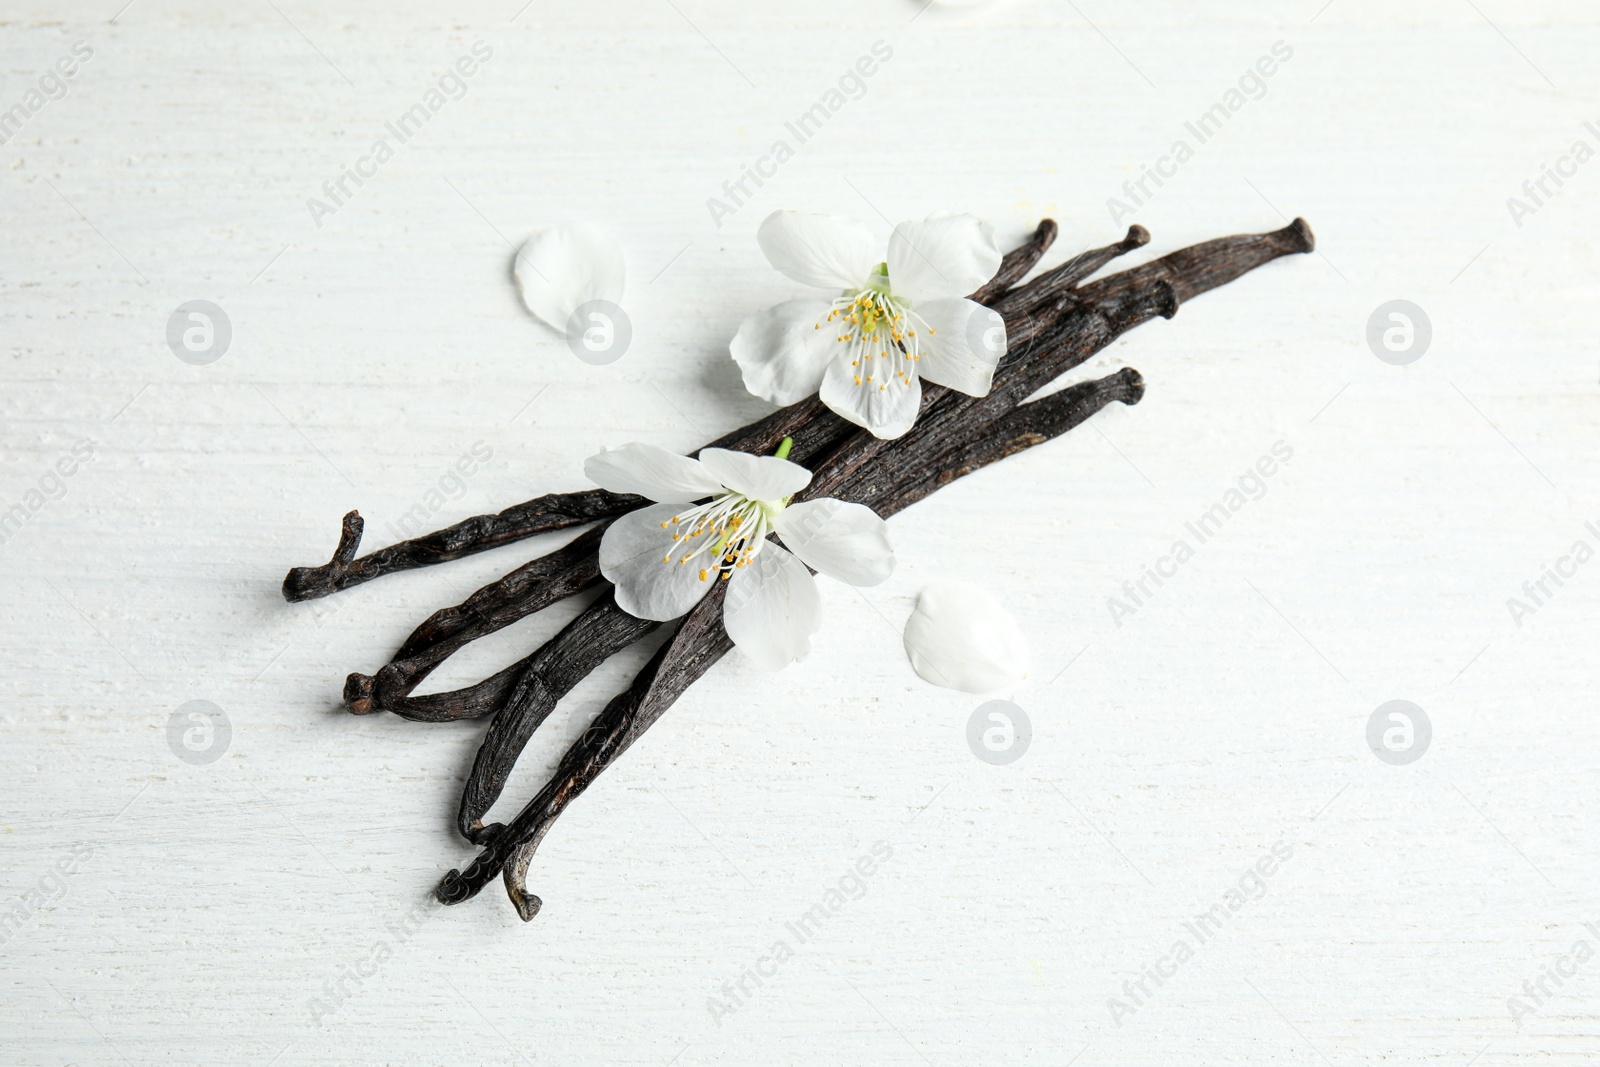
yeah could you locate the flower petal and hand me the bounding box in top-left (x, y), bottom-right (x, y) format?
top-left (584, 443), bottom-right (724, 504)
top-left (910, 297), bottom-right (1007, 397)
top-left (902, 581), bottom-right (1029, 693)
top-left (514, 222), bottom-right (626, 334)
top-left (729, 298), bottom-right (840, 406)
top-left (818, 351), bottom-right (922, 440)
top-left (756, 211), bottom-right (877, 290)
top-left (886, 214), bottom-right (1002, 304)
top-left (599, 503), bottom-right (717, 621)
top-left (697, 448), bottom-right (811, 502)
top-left (723, 544), bottom-right (822, 671)
top-left (773, 498), bottom-right (895, 587)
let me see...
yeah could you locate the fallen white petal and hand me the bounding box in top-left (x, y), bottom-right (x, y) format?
top-left (514, 221), bottom-right (626, 335)
top-left (902, 581), bottom-right (1029, 692)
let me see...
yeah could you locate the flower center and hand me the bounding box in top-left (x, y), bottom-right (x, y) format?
top-left (658, 492), bottom-right (781, 582)
top-left (815, 270), bottom-right (936, 395)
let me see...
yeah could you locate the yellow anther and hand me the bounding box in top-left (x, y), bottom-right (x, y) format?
top-left (698, 568), bottom-right (708, 581)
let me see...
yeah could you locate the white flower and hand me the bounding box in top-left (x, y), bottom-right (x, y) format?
top-left (588, 441), bottom-right (895, 670)
top-left (514, 221), bottom-right (626, 337)
top-left (730, 210), bottom-right (1009, 440)
top-left (902, 581), bottom-right (1029, 692)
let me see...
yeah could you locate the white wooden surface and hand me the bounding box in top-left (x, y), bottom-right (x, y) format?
top-left (3, 1), bottom-right (1599, 1063)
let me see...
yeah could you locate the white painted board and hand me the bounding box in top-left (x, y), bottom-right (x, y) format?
top-left (2, 2), bottom-right (1598, 1064)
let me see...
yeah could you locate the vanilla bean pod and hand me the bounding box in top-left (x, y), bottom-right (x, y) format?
top-left (1076, 217), bottom-right (1315, 314)
top-left (281, 491), bottom-right (639, 603)
top-left (284, 220), bottom-right (1312, 919)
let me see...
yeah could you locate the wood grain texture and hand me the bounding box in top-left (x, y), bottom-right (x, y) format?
top-left (2, 2), bottom-right (1599, 1065)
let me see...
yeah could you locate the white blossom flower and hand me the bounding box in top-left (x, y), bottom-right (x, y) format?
top-left (730, 210), bottom-right (1008, 440)
top-left (513, 221), bottom-right (627, 350)
top-left (588, 440), bottom-right (895, 670)
top-left (902, 581), bottom-right (1029, 692)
